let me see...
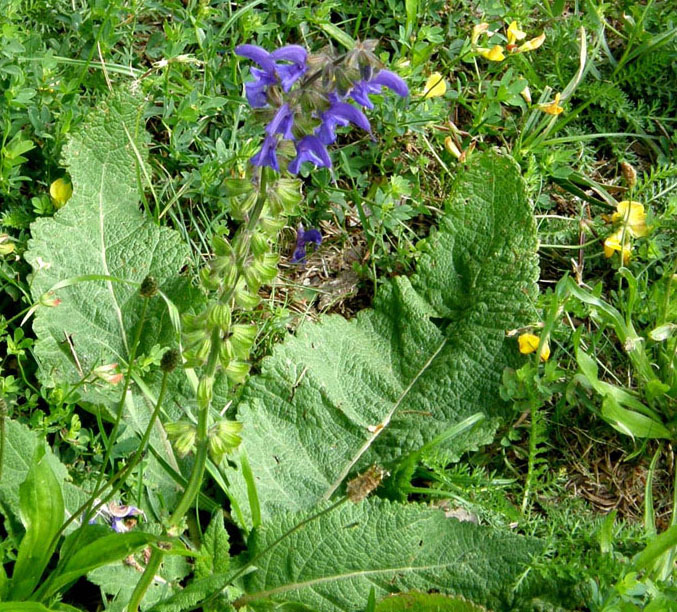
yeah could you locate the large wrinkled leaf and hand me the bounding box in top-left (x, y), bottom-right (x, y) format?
top-left (227, 152), bottom-right (538, 521)
top-left (151, 499), bottom-right (540, 612)
top-left (24, 90), bottom-right (197, 508)
top-left (25, 90), bottom-right (193, 415)
top-left (375, 591), bottom-right (487, 611)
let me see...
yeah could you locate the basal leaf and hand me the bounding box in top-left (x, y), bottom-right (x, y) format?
top-left (375, 591), bottom-right (487, 611)
top-left (227, 152), bottom-right (538, 520)
top-left (25, 89), bottom-right (193, 416)
top-left (24, 89), bottom-right (199, 508)
top-left (237, 498), bottom-right (540, 611)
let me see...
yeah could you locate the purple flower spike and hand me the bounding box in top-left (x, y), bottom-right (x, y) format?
top-left (317, 101), bottom-right (371, 145)
top-left (266, 103), bottom-right (295, 140)
top-left (251, 135), bottom-right (280, 171)
top-left (291, 224), bottom-right (322, 263)
top-left (288, 135), bottom-right (332, 174)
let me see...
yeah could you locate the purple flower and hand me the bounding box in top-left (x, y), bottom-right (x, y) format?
top-left (291, 225), bottom-right (322, 263)
top-left (350, 69), bottom-right (409, 109)
top-left (109, 505), bottom-right (145, 533)
top-left (316, 101), bottom-right (371, 145)
top-left (266, 103), bottom-right (295, 140)
top-left (288, 135), bottom-right (332, 174)
top-left (236, 44), bottom-right (308, 107)
top-left (86, 500), bottom-right (145, 533)
top-left (250, 135), bottom-right (280, 171)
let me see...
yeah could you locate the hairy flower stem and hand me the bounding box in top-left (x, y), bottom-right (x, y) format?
top-left (129, 169), bottom-right (271, 610)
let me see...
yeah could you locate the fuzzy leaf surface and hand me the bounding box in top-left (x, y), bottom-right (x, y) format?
top-left (237, 499), bottom-right (539, 611)
top-left (25, 91), bottom-right (192, 413)
top-left (228, 152), bottom-right (538, 520)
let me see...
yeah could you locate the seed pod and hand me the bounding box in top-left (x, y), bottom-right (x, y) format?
top-left (160, 348), bottom-right (180, 373)
top-left (139, 275), bottom-right (158, 298)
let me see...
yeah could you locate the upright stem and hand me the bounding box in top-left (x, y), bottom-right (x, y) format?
top-left (129, 169), bottom-right (271, 610)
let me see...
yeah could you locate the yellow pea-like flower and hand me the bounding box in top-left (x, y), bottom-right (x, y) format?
top-left (507, 21), bottom-right (526, 45)
top-left (604, 230), bottom-right (632, 263)
top-left (423, 72), bottom-right (447, 99)
top-left (519, 32), bottom-right (546, 52)
top-left (477, 45), bottom-right (505, 62)
top-left (612, 201), bottom-right (648, 238)
top-left (538, 92), bottom-right (564, 115)
top-left (518, 333), bottom-right (550, 361)
top-left (471, 22), bottom-right (489, 44)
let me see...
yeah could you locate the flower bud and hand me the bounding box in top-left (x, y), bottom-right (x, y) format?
top-left (0, 234), bottom-right (15, 256)
top-left (620, 161), bottom-right (637, 188)
top-left (93, 363), bottom-right (124, 385)
top-left (39, 291), bottom-right (61, 308)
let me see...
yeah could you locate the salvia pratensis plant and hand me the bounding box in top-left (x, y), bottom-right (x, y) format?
top-left (133, 40), bottom-right (408, 608)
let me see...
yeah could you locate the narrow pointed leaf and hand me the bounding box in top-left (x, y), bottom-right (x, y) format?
top-left (10, 446), bottom-right (64, 600)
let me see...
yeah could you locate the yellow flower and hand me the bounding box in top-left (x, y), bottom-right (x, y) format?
top-left (50, 178), bottom-right (73, 208)
top-left (422, 72), bottom-right (447, 99)
top-left (612, 200), bottom-right (648, 238)
top-left (507, 21), bottom-right (527, 45)
top-left (518, 333), bottom-right (550, 361)
top-left (477, 45), bottom-right (505, 62)
top-left (538, 92), bottom-right (564, 115)
top-left (519, 32), bottom-right (546, 52)
top-left (604, 230), bottom-right (632, 263)
top-left (471, 22), bottom-right (489, 45)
